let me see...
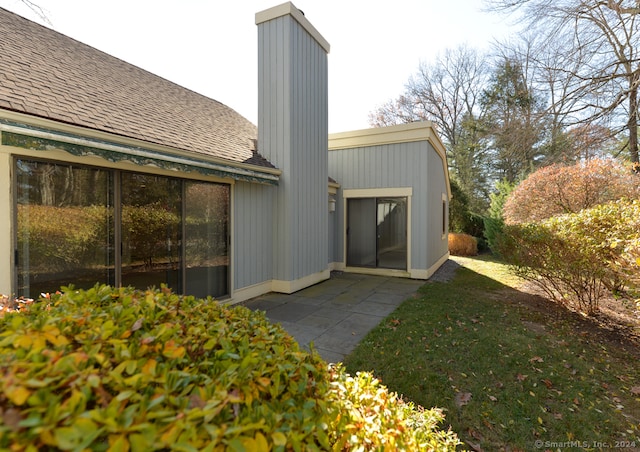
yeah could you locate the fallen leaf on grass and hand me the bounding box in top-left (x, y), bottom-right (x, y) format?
top-left (516, 373), bottom-right (528, 382)
top-left (630, 386), bottom-right (640, 396)
top-left (542, 378), bottom-right (553, 389)
top-left (455, 392), bottom-right (472, 407)
top-left (488, 395), bottom-right (498, 402)
top-left (529, 356), bottom-right (544, 363)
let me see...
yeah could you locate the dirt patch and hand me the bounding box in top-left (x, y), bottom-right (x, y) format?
top-left (521, 320), bottom-right (546, 336)
top-left (506, 283), bottom-right (640, 359)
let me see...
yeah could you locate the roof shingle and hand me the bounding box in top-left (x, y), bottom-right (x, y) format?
top-left (0, 7), bottom-right (273, 169)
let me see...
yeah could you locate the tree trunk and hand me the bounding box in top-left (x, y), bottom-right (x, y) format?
top-left (628, 71), bottom-right (639, 164)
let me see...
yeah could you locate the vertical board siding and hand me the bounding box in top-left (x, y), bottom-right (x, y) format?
top-left (233, 181), bottom-right (274, 289)
top-left (328, 141), bottom-right (445, 271)
top-left (427, 145), bottom-right (449, 266)
top-left (258, 13), bottom-right (328, 283)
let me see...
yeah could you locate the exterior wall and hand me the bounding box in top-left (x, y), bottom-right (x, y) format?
top-left (426, 146), bottom-right (450, 270)
top-left (328, 122), bottom-right (451, 279)
top-left (0, 113), bottom-right (281, 302)
top-left (231, 180), bottom-right (275, 301)
top-left (256, 3), bottom-right (330, 292)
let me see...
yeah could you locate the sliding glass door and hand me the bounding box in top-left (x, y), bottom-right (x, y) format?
top-left (121, 173), bottom-right (182, 292)
top-left (184, 182), bottom-right (229, 298)
top-left (16, 160), bottom-right (115, 297)
top-left (347, 197), bottom-right (407, 270)
top-left (15, 158), bottom-right (230, 299)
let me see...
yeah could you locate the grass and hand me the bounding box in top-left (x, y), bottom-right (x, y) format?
top-left (343, 255), bottom-right (640, 451)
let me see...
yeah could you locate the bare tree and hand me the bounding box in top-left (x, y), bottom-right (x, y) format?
top-left (485, 0), bottom-right (640, 163)
top-left (9, 0), bottom-right (51, 24)
top-left (370, 45), bottom-right (488, 146)
top-left (369, 46), bottom-right (492, 211)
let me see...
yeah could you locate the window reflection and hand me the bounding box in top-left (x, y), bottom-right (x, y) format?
top-left (15, 159), bottom-right (230, 299)
top-left (121, 173), bottom-right (182, 291)
top-left (16, 160), bottom-right (114, 297)
top-left (185, 182), bottom-right (229, 298)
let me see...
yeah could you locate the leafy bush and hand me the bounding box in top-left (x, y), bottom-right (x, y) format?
top-left (496, 199), bottom-right (640, 314)
top-left (0, 286), bottom-right (460, 451)
top-left (484, 179), bottom-right (514, 254)
top-left (449, 179), bottom-right (472, 234)
top-left (448, 233), bottom-right (478, 257)
top-left (503, 158), bottom-right (639, 224)
top-left (328, 366), bottom-right (460, 450)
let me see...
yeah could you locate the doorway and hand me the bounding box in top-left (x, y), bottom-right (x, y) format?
top-left (346, 197), bottom-right (407, 270)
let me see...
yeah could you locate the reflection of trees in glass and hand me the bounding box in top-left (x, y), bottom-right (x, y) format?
top-left (185, 182), bottom-right (229, 267)
top-left (16, 160), bottom-right (113, 295)
top-left (121, 204), bottom-right (181, 269)
top-left (16, 160), bottom-right (111, 207)
top-left (17, 205), bottom-right (112, 273)
top-left (121, 174), bottom-right (181, 271)
top-left (15, 159), bottom-right (231, 297)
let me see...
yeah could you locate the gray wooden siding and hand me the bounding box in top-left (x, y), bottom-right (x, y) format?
top-left (233, 181), bottom-right (274, 289)
top-left (257, 13), bottom-right (328, 282)
top-left (426, 144), bottom-right (449, 267)
top-left (328, 141), bottom-right (446, 272)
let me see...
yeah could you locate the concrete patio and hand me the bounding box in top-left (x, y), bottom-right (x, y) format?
top-left (243, 271), bottom-right (425, 363)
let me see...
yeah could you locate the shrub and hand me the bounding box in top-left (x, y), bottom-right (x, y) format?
top-left (448, 233), bottom-right (478, 257)
top-left (449, 179), bottom-right (471, 234)
top-left (503, 158), bottom-right (639, 224)
top-left (0, 285), bottom-right (460, 451)
top-left (484, 179), bottom-right (515, 254)
top-left (328, 365), bottom-right (460, 450)
top-left (496, 199), bottom-right (640, 314)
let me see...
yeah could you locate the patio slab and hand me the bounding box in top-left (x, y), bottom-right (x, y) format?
top-left (243, 271), bottom-right (428, 362)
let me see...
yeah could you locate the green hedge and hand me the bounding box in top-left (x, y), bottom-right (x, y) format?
top-left (496, 199), bottom-right (640, 314)
top-left (0, 286), bottom-right (460, 451)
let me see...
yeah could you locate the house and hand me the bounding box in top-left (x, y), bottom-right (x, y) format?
top-left (0, 2), bottom-right (450, 303)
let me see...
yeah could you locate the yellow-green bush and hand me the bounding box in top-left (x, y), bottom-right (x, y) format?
top-left (0, 286), bottom-right (459, 451)
top-left (448, 233), bottom-right (478, 256)
top-left (496, 198), bottom-right (640, 314)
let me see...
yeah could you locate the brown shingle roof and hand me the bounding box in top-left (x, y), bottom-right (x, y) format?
top-left (0, 7), bottom-right (274, 169)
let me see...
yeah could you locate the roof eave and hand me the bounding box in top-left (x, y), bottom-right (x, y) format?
top-left (0, 110), bottom-right (281, 184)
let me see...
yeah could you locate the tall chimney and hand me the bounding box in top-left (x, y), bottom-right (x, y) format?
top-left (256, 2), bottom-right (330, 292)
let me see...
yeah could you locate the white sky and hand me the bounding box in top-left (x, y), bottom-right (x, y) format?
top-left (1, 0), bottom-right (515, 133)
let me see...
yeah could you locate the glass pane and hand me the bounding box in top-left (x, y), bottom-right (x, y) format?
top-left (346, 198), bottom-right (377, 267)
top-left (121, 173), bottom-right (182, 291)
top-left (377, 198), bottom-right (407, 270)
top-left (184, 182), bottom-right (229, 298)
top-left (16, 160), bottom-right (114, 297)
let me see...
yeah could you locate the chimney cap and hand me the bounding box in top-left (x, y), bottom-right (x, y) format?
top-left (256, 2), bottom-right (330, 53)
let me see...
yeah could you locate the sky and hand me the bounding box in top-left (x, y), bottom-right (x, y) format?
top-left (1, 0), bottom-right (516, 133)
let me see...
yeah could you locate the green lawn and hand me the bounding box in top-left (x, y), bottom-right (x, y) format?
top-left (343, 255), bottom-right (640, 451)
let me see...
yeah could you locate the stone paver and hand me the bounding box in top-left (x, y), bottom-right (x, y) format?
top-left (243, 271), bottom-right (428, 362)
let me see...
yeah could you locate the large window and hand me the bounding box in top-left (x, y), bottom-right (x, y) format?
top-left (15, 158), bottom-right (230, 298)
top-left (184, 182), bottom-right (229, 298)
top-left (121, 173), bottom-right (183, 292)
top-left (16, 160), bottom-right (114, 297)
